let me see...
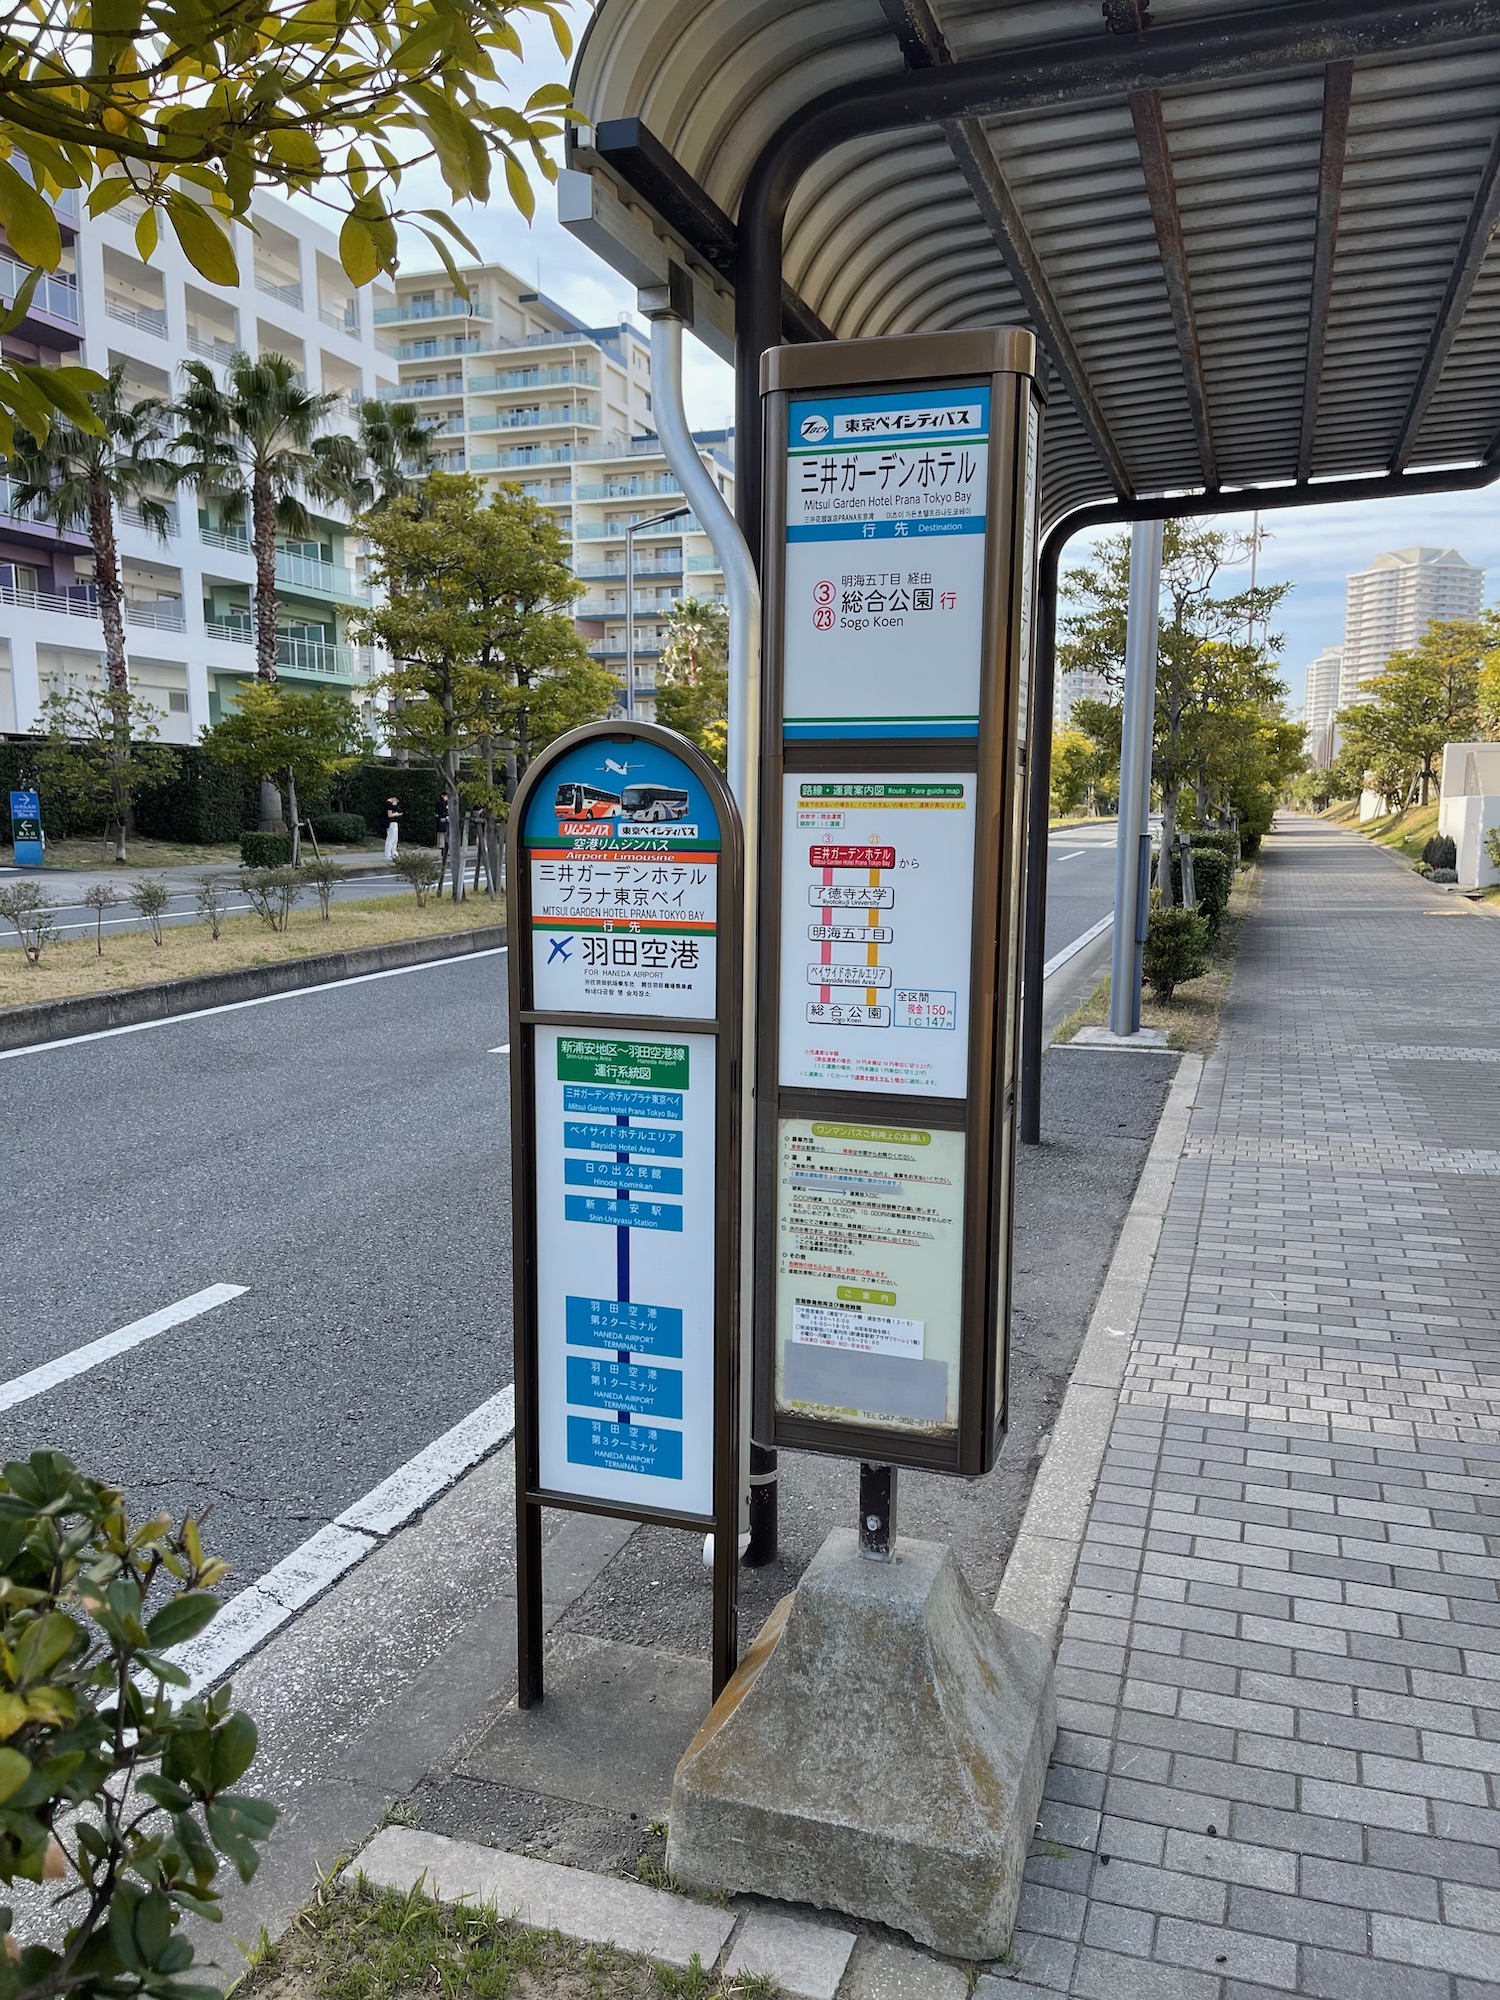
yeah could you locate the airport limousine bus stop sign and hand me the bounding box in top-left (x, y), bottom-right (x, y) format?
top-left (754, 330), bottom-right (1042, 1485)
top-left (508, 722), bottom-right (744, 1701)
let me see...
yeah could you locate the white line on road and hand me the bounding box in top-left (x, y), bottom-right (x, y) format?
top-left (1054, 849), bottom-right (1087, 862)
top-left (0, 1284), bottom-right (247, 1414)
top-left (489, 1043), bottom-right (511, 1055)
top-left (168, 1385), bottom-right (517, 1695)
top-left (0, 946), bottom-right (509, 1061)
top-left (1042, 910), bottom-right (1114, 981)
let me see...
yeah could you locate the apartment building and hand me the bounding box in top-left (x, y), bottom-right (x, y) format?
top-left (0, 188), bottom-right (398, 742)
top-left (385, 261), bottom-right (732, 720)
top-left (1339, 547), bottom-right (1484, 709)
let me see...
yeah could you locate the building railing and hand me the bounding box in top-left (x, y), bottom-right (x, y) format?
top-left (106, 295), bottom-right (167, 336)
top-left (575, 515), bottom-right (702, 540)
top-left (0, 581), bottom-right (99, 618)
top-left (574, 555), bottom-right (685, 581)
top-left (395, 335), bottom-right (483, 360)
top-left (0, 253), bottom-right (81, 322)
top-left (373, 297), bottom-right (490, 324)
top-left (319, 304), bottom-right (358, 333)
top-left (203, 617), bottom-right (358, 677)
top-left (576, 590), bottom-right (684, 617)
top-left (466, 365), bottom-right (599, 393)
top-left (587, 642), bottom-right (663, 660)
top-left (200, 523), bottom-right (251, 555)
top-left (382, 377), bottom-right (464, 401)
top-left (276, 549), bottom-right (369, 602)
top-left (0, 477), bottom-right (41, 523)
top-left (492, 403), bottom-right (597, 430)
top-left (255, 274), bottom-right (303, 309)
top-left (118, 499), bottom-right (180, 536)
top-left (125, 599), bottom-right (186, 631)
top-left (574, 476), bottom-right (684, 501)
top-left (185, 328), bottom-right (237, 364)
top-left (467, 445), bottom-right (574, 470)
top-left (687, 551), bottom-right (726, 571)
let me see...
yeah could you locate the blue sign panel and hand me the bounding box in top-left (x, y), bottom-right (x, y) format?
top-left (565, 1295), bottom-right (685, 1358)
top-left (9, 789), bottom-right (43, 868)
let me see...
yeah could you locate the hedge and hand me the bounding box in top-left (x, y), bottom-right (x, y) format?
top-left (310, 811), bottom-right (368, 845)
top-left (1171, 845), bottom-right (1233, 936)
top-left (329, 762), bottom-right (442, 846)
top-left (135, 746), bottom-right (257, 845)
top-left (240, 831), bottom-right (293, 867)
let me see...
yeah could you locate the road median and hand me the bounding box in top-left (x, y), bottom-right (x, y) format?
top-left (0, 916), bottom-right (506, 1051)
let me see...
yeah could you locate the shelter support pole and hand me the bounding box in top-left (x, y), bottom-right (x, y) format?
top-left (1109, 519), bottom-right (1164, 1038)
top-left (641, 275), bottom-right (768, 1568)
top-left (1019, 525), bottom-right (1064, 1145)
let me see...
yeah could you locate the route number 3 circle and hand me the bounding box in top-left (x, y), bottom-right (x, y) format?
top-left (812, 579), bottom-right (835, 606)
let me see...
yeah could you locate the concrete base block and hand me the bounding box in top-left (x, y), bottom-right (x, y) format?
top-left (666, 1530), bottom-right (1055, 1961)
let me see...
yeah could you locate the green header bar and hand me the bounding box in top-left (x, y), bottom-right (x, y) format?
top-left (557, 1038), bottom-right (690, 1089)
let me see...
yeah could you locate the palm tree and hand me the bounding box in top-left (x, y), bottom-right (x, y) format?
top-left (9, 362), bottom-right (175, 860)
top-left (173, 352), bottom-right (359, 827)
top-left (348, 397), bottom-right (440, 513)
top-left (659, 594), bottom-right (730, 687)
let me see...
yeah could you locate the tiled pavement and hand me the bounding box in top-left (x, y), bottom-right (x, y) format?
top-left (1006, 819), bottom-right (1500, 1998)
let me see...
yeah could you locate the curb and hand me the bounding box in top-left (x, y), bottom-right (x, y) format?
top-left (994, 1049), bottom-right (1204, 1654)
top-left (0, 922), bottom-right (507, 1051)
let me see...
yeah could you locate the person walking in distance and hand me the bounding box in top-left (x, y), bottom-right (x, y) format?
top-left (436, 791), bottom-right (450, 872)
top-left (382, 795), bottom-right (401, 862)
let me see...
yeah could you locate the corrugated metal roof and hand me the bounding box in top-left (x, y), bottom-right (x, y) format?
top-left (565, 0), bottom-right (1500, 526)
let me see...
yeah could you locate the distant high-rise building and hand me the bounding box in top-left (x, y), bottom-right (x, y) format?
top-left (1339, 548), bottom-right (1484, 708)
top-left (1056, 663), bottom-right (1112, 727)
top-left (1303, 645), bottom-right (1344, 736)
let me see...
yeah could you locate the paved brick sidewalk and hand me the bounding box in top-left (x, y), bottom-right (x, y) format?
top-left (1005, 819), bottom-right (1500, 1999)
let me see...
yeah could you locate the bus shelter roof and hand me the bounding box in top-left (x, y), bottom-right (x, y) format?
top-left (560, 0), bottom-right (1500, 533)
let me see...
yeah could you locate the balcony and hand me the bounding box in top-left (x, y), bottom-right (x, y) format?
top-left (575, 476), bottom-right (683, 501)
top-left (276, 549), bottom-right (370, 603)
top-left (117, 499), bottom-right (180, 537)
top-left (201, 523), bottom-right (251, 555)
top-left (587, 642), bottom-right (662, 661)
top-left (468, 445), bottom-right (574, 470)
top-left (203, 617), bottom-right (359, 678)
top-left (255, 274), bottom-right (303, 310)
top-left (319, 304), bottom-right (358, 333)
top-left (0, 580), bottom-right (98, 618)
top-left (576, 590), bottom-right (682, 617)
top-left (687, 551), bottom-right (726, 572)
top-left (0, 253), bottom-right (82, 324)
top-left (491, 403), bottom-right (597, 431)
top-left (125, 598), bottom-right (185, 632)
top-left (385, 377), bottom-right (464, 401)
top-left (574, 555), bottom-right (685, 581)
top-left (467, 365), bottom-right (598, 393)
top-left (106, 295), bottom-right (167, 337)
top-left (374, 296), bottom-right (490, 325)
top-left (395, 335), bottom-right (483, 361)
top-left (575, 515), bottom-right (701, 541)
top-left (186, 328), bottom-right (237, 364)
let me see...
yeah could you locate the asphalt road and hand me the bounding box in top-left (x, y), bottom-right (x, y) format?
top-left (0, 828), bottom-right (1120, 1600)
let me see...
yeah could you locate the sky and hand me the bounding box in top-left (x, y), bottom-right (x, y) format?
top-left (379, 8), bottom-right (1500, 720)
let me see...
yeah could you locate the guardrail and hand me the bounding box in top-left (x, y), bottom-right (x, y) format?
top-left (255, 275), bottom-right (303, 309)
top-left (105, 296), bottom-right (167, 336)
top-left (0, 253), bottom-right (80, 322)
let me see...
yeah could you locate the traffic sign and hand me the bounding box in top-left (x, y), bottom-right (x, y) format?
top-left (756, 331), bottom-right (1042, 1476)
top-left (9, 790), bottom-right (43, 868)
top-left (507, 723), bottom-right (744, 1701)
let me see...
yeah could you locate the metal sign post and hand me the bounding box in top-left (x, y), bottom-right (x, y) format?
top-left (755, 330), bottom-right (1042, 1484)
top-left (9, 790), bottom-right (43, 868)
top-left (508, 721), bottom-right (744, 1703)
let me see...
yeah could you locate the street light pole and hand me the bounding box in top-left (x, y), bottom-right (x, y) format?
top-left (623, 504), bottom-right (690, 719)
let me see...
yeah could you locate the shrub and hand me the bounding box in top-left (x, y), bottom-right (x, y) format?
top-left (0, 1450), bottom-right (276, 2000)
top-left (1171, 846), bottom-right (1233, 936)
top-left (194, 873), bottom-right (228, 940)
top-left (0, 882), bottom-right (55, 964)
top-left (1182, 828), bottom-right (1238, 870)
top-left (81, 882), bottom-right (119, 957)
top-left (127, 875), bottom-right (171, 946)
top-left (1429, 867), bottom-right (1459, 884)
top-left (1142, 898), bottom-right (1210, 1002)
top-left (1422, 833), bottom-right (1457, 871)
top-left (239, 865), bottom-right (304, 932)
top-left (310, 811), bottom-right (366, 846)
top-left (1486, 826), bottom-right (1500, 872)
top-left (300, 857), bottom-right (341, 918)
top-left (393, 851), bottom-right (443, 907)
top-left (240, 830), bottom-right (293, 868)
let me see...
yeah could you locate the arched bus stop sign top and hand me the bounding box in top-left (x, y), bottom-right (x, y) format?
top-left (559, 0), bottom-right (1500, 1140)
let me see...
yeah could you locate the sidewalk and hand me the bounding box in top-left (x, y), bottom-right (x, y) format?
top-left (1008, 816), bottom-right (1500, 1996)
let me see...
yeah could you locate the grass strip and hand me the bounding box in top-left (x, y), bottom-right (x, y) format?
top-left (1051, 862), bottom-right (1260, 1056)
top-left (233, 1873), bottom-right (774, 2000)
top-left (0, 893), bottom-right (502, 1010)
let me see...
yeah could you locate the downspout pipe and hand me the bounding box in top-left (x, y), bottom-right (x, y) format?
top-left (640, 277), bottom-right (769, 1562)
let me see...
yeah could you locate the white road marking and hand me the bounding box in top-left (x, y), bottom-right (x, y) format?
top-left (0, 1284), bottom-right (247, 1414)
top-left (0, 946), bottom-right (509, 1061)
top-left (1053, 849), bottom-right (1087, 862)
top-left (489, 1043), bottom-right (511, 1055)
top-left (1042, 910), bottom-right (1114, 980)
top-left (167, 1385), bottom-right (516, 1695)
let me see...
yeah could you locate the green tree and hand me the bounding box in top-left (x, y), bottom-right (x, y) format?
top-left (1336, 616), bottom-right (1485, 807)
top-left (349, 399), bottom-right (442, 515)
top-left (8, 364), bottom-right (175, 860)
top-left (1479, 610), bottom-right (1500, 739)
top-left (1050, 724), bottom-right (1109, 817)
top-left (1059, 524), bottom-right (1292, 893)
top-left (34, 681), bottom-right (175, 856)
top-left (656, 595), bottom-right (730, 766)
top-left (358, 474), bottom-right (615, 900)
top-left (173, 353), bottom-right (360, 829)
top-left (0, 4), bottom-right (575, 446)
top-left (201, 682), bottom-right (365, 865)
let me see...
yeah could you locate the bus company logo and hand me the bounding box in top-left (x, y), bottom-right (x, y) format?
top-left (799, 412), bottom-right (830, 443)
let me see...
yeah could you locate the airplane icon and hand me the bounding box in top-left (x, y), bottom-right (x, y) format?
top-left (601, 757), bottom-right (642, 777)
